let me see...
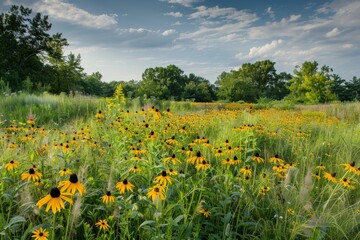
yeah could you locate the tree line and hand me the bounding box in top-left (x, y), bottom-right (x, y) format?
top-left (1, 5), bottom-right (359, 103)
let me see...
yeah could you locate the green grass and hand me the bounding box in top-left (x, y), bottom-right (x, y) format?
top-left (0, 92), bottom-right (106, 126)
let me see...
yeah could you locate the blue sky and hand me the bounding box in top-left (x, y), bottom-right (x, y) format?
top-left (2, 0), bottom-right (360, 82)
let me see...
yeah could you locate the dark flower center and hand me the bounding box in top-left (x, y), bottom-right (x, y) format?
top-left (10, 160), bottom-right (14, 164)
top-left (106, 191), bottom-right (111, 196)
top-left (69, 174), bottom-right (78, 183)
top-left (234, 156), bottom-right (238, 160)
top-left (123, 179), bottom-right (128, 184)
top-left (50, 187), bottom-right (61, 198)
top-left (196, 151), bottom-right (201, 157)
top-left (169, 169), bottom-right (173, 172)
top-left (29, 168), bottom-right (35, 174)
top-left (154, 187), bottom-right (159, 192)
top-left (331, 173), bottom-right (336, 177)
top-left (202, 160), bottom-right (207, 165)
top-left (255, 153), bottom-right (260, 157)
top-left (39, 233), bottom-right (43, 236)
top-left (172, 154), bottom-right (176, 158)
top-left (161, 170), bottom-right (167, 177)
top-left (275, 154), bottom-right (279, 158)
top-left (350, 161), bottom-right (355, 167)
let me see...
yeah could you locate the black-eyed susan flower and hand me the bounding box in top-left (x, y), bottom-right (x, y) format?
top-left (225, 146), bottom-right (234, 155)
top-left (312, 172), bottom-right (321, 181)
top-left (199, 208), bottom-right (211, 218)
top-left (215, 149), bottom-right (224, 157)
top-left (251, 153), bottom-right (264, 163)
top-left (147, 185), bottom-right (165, 202)
top-left (259, 186), bottom-right (271, 195)
top-left (240, 166), bottom-right (252, 177)
top-left (167, 169), bottom-right (178, 176)
top-left (222, 158), bottom-right (233, 165)
top-left (195, 160), bottom-right (211, 171)
top-left (341, 161), bottom-right (357, 173)
top-left (32, 227), bottom-right (49, 240)
top-left (164, 154), bottom-right (181, 165)
top-left (188, 151), bottom-right (205, 165)
top-left (339, 178), bottom-right (355, 189)
top-left (116, 179), bottom-right (134, 194)
top-left (129, 166), bottom-right (141, 173)
top-left (27, 118), bottom-right (36, 125)
top-left (232, 156), bottom-right (241, 165)
top-left (36, 187), bottom-right (73, 214)
top-left (101, 191), bottom-right (115, 204)
top-left (58, 174), bottom-right (86, 195)
top-left (269, 154), bottom-right (284, 164)
top-left (95, 110), bottom-right (105, 119)
top-left (95, 219), bottom-right (110, 231)
top-left (287, 208), bottom-right (295, 216)
top-left (59, 168), bottom-right (72, 176)
top-left (165, 136), bottom-right (179, 145)
top-left (185, 147), bottom-right (194, 156)
top-left (316, 164), bottom-right (326, 171)
top-left (21, 168), bottom-right (43, 181)
top-left (4, 160), bottom-right (20, 171)
top-left (324, 172), bottom-right (337, 183)
top-left (153, 171), bottom-right (172, 185)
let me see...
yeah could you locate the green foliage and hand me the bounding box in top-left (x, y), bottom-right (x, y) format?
top-left (0, 92), bottom-right (105, 126)
top-left (0, 5), bottom-right (68, 91)
top-left (287, 61), bottom-right (336, 103)
top-left (216, 60), bottom-right (290, 103)
top-left (138, 65), bottom-right (215, 102)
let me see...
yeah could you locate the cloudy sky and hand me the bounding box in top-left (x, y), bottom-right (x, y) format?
top-left (1, 0), bottom-right (359, 82)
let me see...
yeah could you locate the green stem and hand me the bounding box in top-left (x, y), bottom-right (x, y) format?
top-left (64, 200), bottom-right (73, 239)
top-left (51, 212), bottom-right (56, 240)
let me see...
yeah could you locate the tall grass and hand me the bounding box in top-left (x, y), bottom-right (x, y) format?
top-left (0, 93), bottom-right (106, 126)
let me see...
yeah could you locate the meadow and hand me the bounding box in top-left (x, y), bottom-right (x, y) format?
top-left (0, 89), bottom-right (360, 240)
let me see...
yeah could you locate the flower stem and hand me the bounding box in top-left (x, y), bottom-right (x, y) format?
top-left (51, 212), bottom-right (56, 240)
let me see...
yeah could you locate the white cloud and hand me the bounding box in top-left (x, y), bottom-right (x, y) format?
top-left (246, 39), bottom-right (283, 58)
top-left (190, 5), bottom-right (257, 22)
top-left (162, 29), bottom-right (177, 36)
top-left (280, 14), bottom-right (301, 24)
top-left (342, 43), bottom-right (354, 49)
top-left (266, 7), bottom-right (275, 19)
top-left (289, 14), bottom-right (301, 22)
top-left (160, 0), bottom-right (203, 7)
top-left (181, 6), bottom-right (257, 48)
top-left (164, 11), bottom-right (183, 18)
top-left (326, 27), bottom-right (340, 38)
top-left (33, 0), bottom-right (118, 29)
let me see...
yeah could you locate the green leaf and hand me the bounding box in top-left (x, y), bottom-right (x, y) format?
top-left (174, 214), bottom-right (184, 224)
top-left (5, 216), bottom-right (26, 230)
top-left (138, 220), bottom-right (155, 230)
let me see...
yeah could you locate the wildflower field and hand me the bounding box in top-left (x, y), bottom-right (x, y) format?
top-left (1, 92), bottom-right (360, 239)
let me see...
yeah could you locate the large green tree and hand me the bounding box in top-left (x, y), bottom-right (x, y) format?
top-left (0, 5), bottom-right (67, 91)
top-left (216, 60), bottom-right (289, 102)
top-left (287, 61), bottom-right (336, 103)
